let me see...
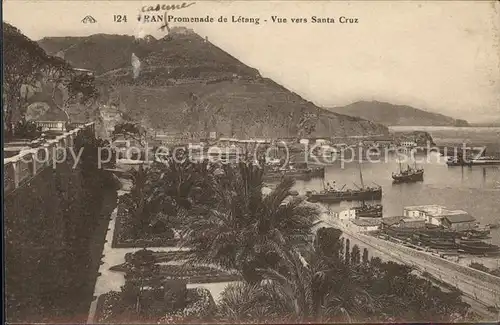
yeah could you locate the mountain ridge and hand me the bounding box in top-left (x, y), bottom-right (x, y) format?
top-left (328, 100), bottom-right (469, 127)
top-left (37, 28), bottom-right (389, 138)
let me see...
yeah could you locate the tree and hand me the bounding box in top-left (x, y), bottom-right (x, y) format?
top-left (345, 239), bottom-right (351, 264)
top-left (315, 227), bottom-right (343, 260)
top-left (112, 122), bottom-right (147, 146)
top-left (52, 71), bottom-right (100, 121)
top-left (180, 162), bottom-right (319, 283)
top-left (146, 158), bottom-right (218, 224)
top-left (122, 249), bottom-right (162, 316)
top-left (362, 248), bottom-right (369, 265)
top-left (3, 23), bottom-right (99, 132)
top-left (249, 227), bottom-right (376, 323)
top-left (217, 282), bottom-right (287, 322)
top-left (469, 262), bottom-right (489, 273)
top-left (68, 73), bottom-right (99, 104)
top-left (118, 166), bottom-right (156, 237)
top-left (3, 23), bottom-right (62, 134)
top-left (12, 118), bottom-right (42, 140)
top-left (219, 227), bottom-right (471, 323)
top-left (118, 158), bottom-right (217, 239)
top-left (351, 245), bottom-right (361, 265)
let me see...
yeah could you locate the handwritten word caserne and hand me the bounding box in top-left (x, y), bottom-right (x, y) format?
top-left (141, 2), bottom-right (195, 12)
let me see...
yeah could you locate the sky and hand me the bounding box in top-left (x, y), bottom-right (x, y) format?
top-left (4, 0), bottom-right (500, 123)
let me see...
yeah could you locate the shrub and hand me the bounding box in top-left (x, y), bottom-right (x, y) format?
top-left (469, 262), bottom-right (489, 273)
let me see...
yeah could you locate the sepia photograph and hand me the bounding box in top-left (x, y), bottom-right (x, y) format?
top-left (3, 0), bottom-right (500, 323)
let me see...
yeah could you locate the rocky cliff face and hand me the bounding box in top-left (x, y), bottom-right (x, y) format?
top-left (39, 28), bottom-right (388, 138)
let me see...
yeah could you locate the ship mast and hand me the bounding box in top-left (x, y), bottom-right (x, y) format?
top-left (358, 154), bottom-right (365, 189)
top-left (358, 159), bottom-right (368, 207)
top-left (412, 148), bottom-right (417, 170)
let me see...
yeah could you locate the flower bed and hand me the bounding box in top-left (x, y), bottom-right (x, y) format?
top-left (112, 207), bottom-right (179, 248)
top-left (94, 291), bottom-right (125, 323)
top-left (152, 251), bottom-right (190, 263)
top-left (111, 261), bottom-right (242, 284)
top-left (122, 250), bottom-right (189, 264)
top-left (157, 264), bottom-right (238, 278)
top-left (94, 288), bottom-right (216, 323)
top-left (158, 287), bottom-right (217, 323)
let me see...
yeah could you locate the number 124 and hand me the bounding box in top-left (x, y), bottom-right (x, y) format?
top-left (114, 15), bottom-right (127, 22)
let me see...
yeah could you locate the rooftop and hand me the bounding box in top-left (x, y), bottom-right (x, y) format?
top-left (381, 216), bottom-right (405, 226)
top-left (351, 219), bottom-right (381, 227)
top-left (443, 214), bottom-right (476, 224)
top-left (402, 218), bottom-right (425, 224)
top-left (404, 205), bottom-right (469, 217)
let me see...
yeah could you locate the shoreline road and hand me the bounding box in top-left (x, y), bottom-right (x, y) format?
top-left (322, 216), bottom-right (500, 320)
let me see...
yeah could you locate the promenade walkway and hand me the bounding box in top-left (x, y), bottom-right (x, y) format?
top-left (3, 122), bottom-right (95, 192)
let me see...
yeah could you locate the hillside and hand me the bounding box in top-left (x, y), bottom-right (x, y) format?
top-left (328, 101), bottom-right (469, 127)
top-left (38, 28), bottom-right (388, 138)
top-left (3, 22), bottom-right (105, 136)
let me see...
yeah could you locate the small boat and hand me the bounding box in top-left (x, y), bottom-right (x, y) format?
top-left (392, 160), bottom-right (424, 183)
top-left (463, 228), bottom-right (491, 239)
top-left (457, 236), bottom-right (489, 243)
top-left (486, 221), bottom-right (500, 230)
top-left (469, 156), bottom-right (500, 166)
top-left (446, 149), bottom-right (500, 166)
top-left (459, 242), bottom-right (500, 255)
top-left (445, 151), bottom-right (475, 167)
top-left (354, 202), bottom-right (383, 218)
top-left (263, 163), bottom-right (324, 180)
top-left (446, 156), bottom-right (471, 167)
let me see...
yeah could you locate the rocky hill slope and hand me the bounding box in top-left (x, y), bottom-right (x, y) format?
top-left (328, 101), bottom-right (469, 127)
top-left (4, 22), bottom-right (103, 131)
top-left (38, 28), bottom-right (388, 138)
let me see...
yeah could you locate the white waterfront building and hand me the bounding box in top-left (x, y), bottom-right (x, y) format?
top-left (403, 205), bottom-right (475, 228)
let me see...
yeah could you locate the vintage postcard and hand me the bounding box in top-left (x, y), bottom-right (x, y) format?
top-left (3, 0), bottom-right (500, 323)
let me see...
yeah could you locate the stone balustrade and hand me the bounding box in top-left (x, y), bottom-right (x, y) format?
top-left (3, 122), bottom-right (95, 193)
top-left (34, 120), bottom-right (66, 132)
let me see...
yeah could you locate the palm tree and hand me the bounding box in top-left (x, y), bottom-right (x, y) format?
top-left (180, 161), bottom-right (319, 283)
top-left (118, 165), bottom-right (157, 236)
top-left (147, 158), bottom-right (219, 226)
top-left (218, 224), bottom-right (471, 323)
top-left (254, 227), bottom-right (376, 323)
